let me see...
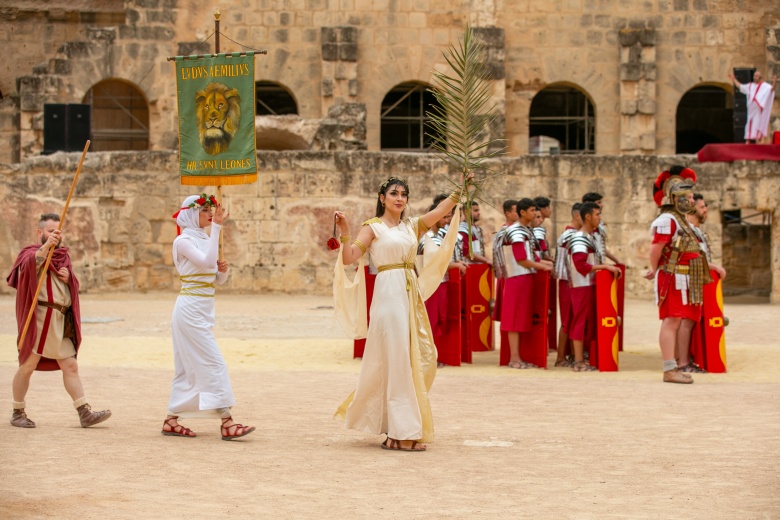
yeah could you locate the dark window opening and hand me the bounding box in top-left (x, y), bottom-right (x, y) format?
top-left (82, 80), bottom-right (149, 152)
top-left (381, 82), bottom-right (443, 151)
top-left (256, 81), bottom-right (298, 115)
top-left (529, 85), bottom-right (595, 154)
top-left (676, 85), bottom-right (733, 154)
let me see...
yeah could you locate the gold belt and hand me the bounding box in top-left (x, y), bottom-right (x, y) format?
top-left (179, 274), bottom-right (215, 297)
top-left (377, 262), bottom-right (414, 272)
top-left (377, 262), bottom-right (415, 291)
top-left (664, 265), bottom-right (689, 275)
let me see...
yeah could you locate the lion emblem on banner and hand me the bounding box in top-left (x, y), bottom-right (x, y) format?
top-left (195, 82), bottom-right (241, 155)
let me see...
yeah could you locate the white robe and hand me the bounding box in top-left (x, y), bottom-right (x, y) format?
top-left (167, 223), bottom-right (233, 417)
top-left (333, 212), bottom-right (459, 443)
top-left (739, 81), bottom-right (775, 141)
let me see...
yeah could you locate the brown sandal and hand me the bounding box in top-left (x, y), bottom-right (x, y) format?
top-left (162, 416), bottom-right (196, 437)
top-left (572, 361), bottom-right (597, 372)
top-left (221, 417), bottom-right (256, 441)
top-left (508, 360), bottom-right (538, 369)
top-left (381, 437), bottom-right (426, 452)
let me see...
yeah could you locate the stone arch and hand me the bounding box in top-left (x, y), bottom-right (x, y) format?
top-left (82, 78), bottom-right (149, 152)
top-left (529, 82), bottom-right (595, 154)
top-left (380, 81), bottom-right (443, 151)
top-left (675, 83), bottom-right (733, 154)
top-left (256, 81), bottom-right (299, 115)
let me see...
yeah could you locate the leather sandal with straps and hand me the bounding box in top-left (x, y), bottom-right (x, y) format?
top-left (221, 417), bottom-right (256, 441)
top-left (162, 416), bottom-right (196, 437)
top-left (381, 437), bottom-right (427, 452)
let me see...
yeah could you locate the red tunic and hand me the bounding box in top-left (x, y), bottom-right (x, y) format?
top-left (500, 243), bottom-right (534, 332)
top-left (653, 220), bottom-right (702, 322)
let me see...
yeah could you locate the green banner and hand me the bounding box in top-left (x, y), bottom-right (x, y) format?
top-left (174, 53), bottom-right (257, 185)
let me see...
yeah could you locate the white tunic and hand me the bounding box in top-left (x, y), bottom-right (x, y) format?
top-left (167, 223), bottom-right (233, 417)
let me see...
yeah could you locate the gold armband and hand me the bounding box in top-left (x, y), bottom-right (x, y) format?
top-left (353, 239), bottom-right (367, 254)
top-left (340, 234), bottom-right (351, 244)
top-left (448, 191), bottom-right (460, 203)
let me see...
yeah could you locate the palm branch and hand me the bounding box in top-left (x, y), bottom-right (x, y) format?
top-left (426, 24), bottom-right (505, 258)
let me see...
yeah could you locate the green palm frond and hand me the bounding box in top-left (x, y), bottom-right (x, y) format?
top-left (425, 24), bottom-right (506, 258)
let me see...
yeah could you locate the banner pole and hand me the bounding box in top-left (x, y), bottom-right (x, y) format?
top-left (17, 140), bottom-right (90, 353)
top-left (214, 8), bottom-right (225, 261)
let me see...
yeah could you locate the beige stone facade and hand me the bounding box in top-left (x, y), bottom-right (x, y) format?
top-left (2, 1), bottom-right (779, 161)
top-left (1, 151), bottom-right (779, 302)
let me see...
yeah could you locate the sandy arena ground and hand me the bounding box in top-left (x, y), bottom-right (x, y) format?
top-left (0, 292), bottom-right (778, 519)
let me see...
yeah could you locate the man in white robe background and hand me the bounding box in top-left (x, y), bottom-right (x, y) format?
top-left (728, 70), bottom-right (777, 143)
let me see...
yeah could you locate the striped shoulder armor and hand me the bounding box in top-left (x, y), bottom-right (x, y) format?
top-left (533, 226), bottom-right (547, 240)
top-left (649, 212), bottom-right (678, 235)
top-left (568, 233), bottom-right (596, 254)
top-left (362, 217), bottom-right (382, 226)
top-left (557, 228), bottom-right (576, 247)
top-left (504, 224), bottom-right (532, 244)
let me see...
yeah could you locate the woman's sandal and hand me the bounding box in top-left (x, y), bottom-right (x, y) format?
top-left (161, 416), bottom-right (196, 437)
top-left (221, 417), bottom-right (256, 441)
top-left (572, 361), bottom-right (597, 372)
top-left (381, 437), bottom-right (426, 452)
top-left (554, 359), bottom-right (574, 368)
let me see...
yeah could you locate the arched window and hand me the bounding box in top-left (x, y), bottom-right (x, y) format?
top-left (82, 79), bottom-right (149, 152)
top-left (256, 81), bottom-right (298, 115)
top-left (529, 84), bottom-right (595, 154)
top-left (380, 82), bottom-right (443, 151)
top-left (676, 85), bottom-right (733, 154)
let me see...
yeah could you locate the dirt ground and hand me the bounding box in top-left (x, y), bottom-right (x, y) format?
top-left (0, 292), bottom-right (778, 519)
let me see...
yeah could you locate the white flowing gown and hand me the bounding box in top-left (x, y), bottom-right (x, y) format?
top-left (334, 212), bottom-right (460, 443)
top-left (167, 222), bottom-right (234, 416)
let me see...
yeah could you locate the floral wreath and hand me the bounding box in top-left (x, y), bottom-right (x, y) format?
top-left (188, 193), bottom-right (218, 209)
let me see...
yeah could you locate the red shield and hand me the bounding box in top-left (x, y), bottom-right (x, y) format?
top-left (594, 270), bottom-right (620, 371)
top-left (616, 264), bottom-right (626, 352)
top-left (438, 268), bottom-right (463, 366)
top-left (460, 263), bottom-right (494, 364)
top-left (698, 269), bottom-right (727, 372)
top-left (499, 271), bottom-right (549, 367)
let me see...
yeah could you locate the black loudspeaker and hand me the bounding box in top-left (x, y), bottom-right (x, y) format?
top-left (67, 104), bottom-right (91, 152)
top-left (732, 67), bottom-right (755, 143)
top-left (43, 103), bottom-right (92, 154)
top-left (43, 104), bottom-right (67, 154)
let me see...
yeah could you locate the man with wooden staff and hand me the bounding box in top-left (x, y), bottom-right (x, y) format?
top-left (7, 213), bottom-right (112, 428)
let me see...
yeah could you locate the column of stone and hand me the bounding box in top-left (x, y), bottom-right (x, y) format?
top-left (472, 27), bottom-right (506, 152)
top-left (619, 28), bottom-right (656, 154)
top-left (321, 26), bottom-right (358, 115)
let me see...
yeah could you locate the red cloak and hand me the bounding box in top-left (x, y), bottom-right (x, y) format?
top-left (6, 245), bottom-right (82, 371)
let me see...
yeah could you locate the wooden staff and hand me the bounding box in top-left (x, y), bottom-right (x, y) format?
top-left (16, 141), bottom-right (90, 352)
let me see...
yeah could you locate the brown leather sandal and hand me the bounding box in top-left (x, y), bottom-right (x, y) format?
top-left (221, 417), bottom-right (256, 441)
top-left (161, 416), bottom-right (196, 437)
top-left (381, 437), bottom-right (426, 452)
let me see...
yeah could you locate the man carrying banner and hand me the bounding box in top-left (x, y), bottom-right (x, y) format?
top-left (7, 213), bottom-right (112, 428)
top-left (566, 203), bottom-right (622, 372)
top-left (501, 198), bottom-right (553, 369)
top-left (553, 202), bottom-right (582, 367)
top-left (645, 166), bottom-right (711, 384)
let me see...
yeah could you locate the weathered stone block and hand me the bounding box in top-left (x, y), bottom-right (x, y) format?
top-left (339, 43), bottom-right (358, 62)
top-left (321, 27), bottom-right (338, 43)
top-left (639, 28), bottom-right (656, 46)
top-left (322, 78), bottom-right (334, 97)
top-left (620, 64), bottom-right (641, 81)
top-left (619, 29), bottom-right (639, 47)
top-left (621, 100), bottom-right (638, 115)
top-left (322, 43), bottom-right (338, 61)
top-left (638, 98), bottom-right (656, 114)
top-left (673, 0), bottom-right (688, 10)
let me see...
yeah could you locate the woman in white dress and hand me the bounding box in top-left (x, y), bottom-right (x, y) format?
top-left (333, 177), bottom-right (465, 451)
top-left (161, 194), bottom-right (255, 441)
